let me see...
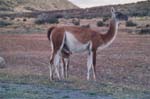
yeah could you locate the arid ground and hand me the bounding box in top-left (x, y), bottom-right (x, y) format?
top-left (0, 17), bottom-right (150, 99)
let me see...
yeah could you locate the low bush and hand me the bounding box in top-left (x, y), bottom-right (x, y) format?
top-left (97, 21), bottom-right (105, 27)
top-left (81, 24), bottom-right (90, 28)
top-left (23, 18), bottom-right (27, 22)
top-left (0, 21), bottom-right (12, 27)
top-left (126, 20), bottom-right (137, 27)
top-left (72, 18), bottom-right (80, 26)
top-left (139, 28), bottom-right (150, 34)
top-left (146, 24), bottom-right (150, 27)
top-left (103, 17), bottom-right (109, 22)
top-left (2, 17), bottom-right (7, 20)
top-left (35, 13), bottom-right (59, 25)
top-left (10, 17), bottom-right (15, 20)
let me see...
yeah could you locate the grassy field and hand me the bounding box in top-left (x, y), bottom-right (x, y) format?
top-left (0, 73), bottom-right (149, 99)
top-left (0, 17), bottom-right (150, 99)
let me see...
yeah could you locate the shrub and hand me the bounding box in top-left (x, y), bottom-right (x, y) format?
top-left (146, 24), bottom-right (150, 27)
top-left (10, 17), bottom-right (15, 20)
top-left (35, 13), bottom-right (59, 25)
top-left (72, 18), bottom-right (80, 26)
top-left (97, 21), bottom-right (105, 27)
top-left (0, 21), bottom-right (12, 27)
top-left (139, 28), bottom-right (150, 34)
top-left (103, 17), bottom-right (109, 22)
top-left (23, 18), bottom-right (27, 22)
top-left (55, 14), bottom-right (63, 18)
top-left (126, 20), bottom-right (137, 27)
top-left (81, 24), bottom-right (90, 28)
top-left (47, 17), bottom-right (58, 24)
top-left (2, 17), bottom-right (7, 20)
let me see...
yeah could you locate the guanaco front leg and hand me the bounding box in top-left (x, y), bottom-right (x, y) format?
top-left (87, 51), bottom-right (93, 80)
top-left (92, 50), bottom-right (97, 81)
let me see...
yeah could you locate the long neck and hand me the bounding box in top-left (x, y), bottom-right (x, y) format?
top-left (102, 18), bottom-right (118, 44)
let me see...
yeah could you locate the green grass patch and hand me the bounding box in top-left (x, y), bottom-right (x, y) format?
top-left (62, 95), bottom-right (70, 98)
top-left (0, 73), bottom-right (150, 99)
top-left (0, 73), bottom-right (52, 86)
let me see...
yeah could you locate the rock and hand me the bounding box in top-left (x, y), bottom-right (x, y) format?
top-left (0, 57), bottom-right (6, 68)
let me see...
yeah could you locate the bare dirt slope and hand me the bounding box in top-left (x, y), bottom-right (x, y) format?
top-left (0, 0), bottom-right (78, 13)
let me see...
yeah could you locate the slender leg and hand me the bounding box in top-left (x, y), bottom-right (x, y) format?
top-left (48, 63), bottom-right (54, 81)
top-left (61, 58), bottom-right (69, 79)
top-left (49, 41), bottom-right (55, 81)
top-left (92, 50), bottom-right (97, 81)
top-left (60, 58), bottom-right (65, 79)
top-left (87, 51), bottom-right (93, 80)
top-left (53, 52), bottom-right (61, 80)
top-left (64, 58), bottom-right (70, 79)
top-left (48, 63), bottom-right (52, 81)
top-left (49, 52), bottom-right (55, 81)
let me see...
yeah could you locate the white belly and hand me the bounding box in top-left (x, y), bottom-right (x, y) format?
top-left (65, 32), bottom-right (90, 53)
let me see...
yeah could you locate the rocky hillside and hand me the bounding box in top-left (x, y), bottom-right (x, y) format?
top-left (0, 0), bottom-right (78, 13)
top-left (0, 0), bottom-right (149, 18)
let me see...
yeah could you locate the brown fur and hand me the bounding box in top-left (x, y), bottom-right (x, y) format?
top-left (50, 26), bottom-right (105, 50)
top-left (49, 20), bottom-right (116, 51)
top-left (102, 19), bottom-right (117, 43)
top-left (47, 18), bottom-right (117, 80)
top-left (47, 26), bottom-right (56, 41)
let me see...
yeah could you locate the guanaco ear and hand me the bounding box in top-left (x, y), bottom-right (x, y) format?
top-left (111, 7), bottom-right (115, 14)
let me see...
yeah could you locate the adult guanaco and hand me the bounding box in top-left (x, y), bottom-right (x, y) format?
top-left (47, 7), bottom-right (128, 81)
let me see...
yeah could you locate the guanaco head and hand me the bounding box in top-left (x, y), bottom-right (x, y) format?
top-left (111, 7), bottom-right (128, 21)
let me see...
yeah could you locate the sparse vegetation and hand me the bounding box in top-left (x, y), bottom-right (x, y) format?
top-left (81, 24), bottom-right (90, 28)
top-left (0, 72), bottom-right (149, 99)
top-left (0, 21), bottom-right (150, 98)
top-left (146, 24), bottom-right (150, 27)
top-left (10, 17), bottom-right (15, 20)
top-left (2, 17), bottom-right (8, 20)
top-left (35, 13), bottom-right (59, 25)
top-left (97, 21), bottom-right (105, 27)
top-left (72, 18), bottom-right (80, 26)
top-left (0, 20), bottom-right (12, 27)
top-left (55, 14), bottom-right (63, 18)
top-left (0, 0), bottom-right (77, 13)
top-left (139, 28), bottom-right (150, 34)
top-left (103, 17), bottom-right (109, 22)
top-left (23, 18), bottom-right (27, 22)
top-left (0, 1), bottom-right (150, 99)
top-left (126, 20), bottom-right (137, 27)
top-left (0, 1), bottom-right (150, 19)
